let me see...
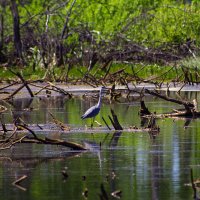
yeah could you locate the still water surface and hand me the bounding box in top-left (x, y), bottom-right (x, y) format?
top-left (1, 91), bottom-right (200, 200)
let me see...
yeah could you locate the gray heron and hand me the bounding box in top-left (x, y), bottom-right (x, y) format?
top-left (81, 86), bottom-right (106, 127)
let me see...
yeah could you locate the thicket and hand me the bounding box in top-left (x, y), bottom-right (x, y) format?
top-left (1, 0), bottom-right (200, 82)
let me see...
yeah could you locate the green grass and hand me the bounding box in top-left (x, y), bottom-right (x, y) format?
top-left (1, 55), bottom-right (200, 84)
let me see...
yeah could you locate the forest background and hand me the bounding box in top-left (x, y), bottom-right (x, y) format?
top-left (0, 0), bottom-right (200, 84)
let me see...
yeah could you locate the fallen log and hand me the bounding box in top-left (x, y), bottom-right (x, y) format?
top-left (145, 89), bottom-right (194, 110)
top-left (0, 124), bottom-right (86, 151)
top-left (145, 89), bottom-right (200, 118)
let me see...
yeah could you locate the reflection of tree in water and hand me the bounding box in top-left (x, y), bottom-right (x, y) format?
top-left (108, 132), bottom-right (122, 195)
top-left (109, 131), bottom-right (122, 147)
top-left (150, 139), bottom-right (164, 200)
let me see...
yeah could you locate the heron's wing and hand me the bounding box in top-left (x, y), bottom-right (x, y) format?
top-left (81, 105), bottom-right (100, 119)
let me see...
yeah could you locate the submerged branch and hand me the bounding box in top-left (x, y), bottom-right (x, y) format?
top-left (0, 125), bottom-right (86, 150)
top-left (144, 89), bottom-right (200, 117)
top-left (145, 89), bottom-right (194, 109)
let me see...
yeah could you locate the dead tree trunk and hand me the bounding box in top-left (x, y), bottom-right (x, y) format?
top-left (10, 0), bottom-right (23, 63)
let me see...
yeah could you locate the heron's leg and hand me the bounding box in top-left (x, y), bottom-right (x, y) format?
top-left (94, 120), bottom-right (102, 126)
top-left (91, 117), bottom-right (95, 128)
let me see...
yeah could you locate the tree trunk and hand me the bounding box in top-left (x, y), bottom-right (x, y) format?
top-left (0, 1), bottom-right (6, 62)
top-left (10, 0), bottom-right (23, 62)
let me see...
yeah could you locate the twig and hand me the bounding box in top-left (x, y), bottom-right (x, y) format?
top-left (12, 175), bottom-right (27, 191)
top-left (4, 84), bottom-right (24, 100)
top-left (191, 168), bottom-right (197, 199)
top-left (145, 89), bottom-right (194, 111)
top-left (17, 124), bottom-right (39, 140)
top-left (49, 112), bottom-right (70, 131)
top-left (102, 116), bottom-right (111, 130)
top-left (47, 82), bottom-right (72, 97)
top-left (0, 135), bottom-right (27, 150)
top-left (10, 71), bottom-right (34, 97)
top-left (34, 83), bottom-right (50, 95)
top-left (111, 190), bottom-right (122, 199)
top-left (12, 175), bottom-right (28, 185)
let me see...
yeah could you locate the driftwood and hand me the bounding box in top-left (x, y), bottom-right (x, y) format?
top-left (111, 190), bottom-right (122, 199)
top-left (49, 112), bottom-right (70, 131)
top-left (3, 71), bottom-right (34, 100)
top-left (0, 105), bottom-right (7, 113)
top-left (139, 100), bottom-right (151, 116)
top-left (108, 109), bottom-right (123, 130)
top-left (10, 71), bottom-right (34, 97)
top-left (145, 89), bottom-right (200, 117)
top-left (12, 175), bottom-right (27, 191)
top-left (1, 80), bottom-right (72, 100)
top-left (0, 124), bottom-right (86, 150)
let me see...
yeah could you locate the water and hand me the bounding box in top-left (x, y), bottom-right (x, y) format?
top-left (0, 91), bottom-right (200, 200)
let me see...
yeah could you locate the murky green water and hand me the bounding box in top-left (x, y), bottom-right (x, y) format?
top-left (1, 91), bottom-right (200, 200)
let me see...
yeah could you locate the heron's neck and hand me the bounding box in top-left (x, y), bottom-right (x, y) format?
top-left (97, 91), bottom-right (103, 108)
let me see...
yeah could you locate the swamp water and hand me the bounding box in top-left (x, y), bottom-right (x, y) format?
top-left (0, 91), bottom-right (200, 200)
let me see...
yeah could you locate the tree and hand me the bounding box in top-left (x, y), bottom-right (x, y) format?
top-left (0, 0), bottom-right (7, 63)
top-left (10, 0), bottom-right (23, 63)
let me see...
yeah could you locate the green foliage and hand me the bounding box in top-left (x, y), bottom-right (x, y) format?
top-left (2, 0), bottom-right (200, 82)
top-left (14, 0), bottom-right (200, 46)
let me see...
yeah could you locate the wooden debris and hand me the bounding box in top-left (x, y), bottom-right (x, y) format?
top-left (111, 170), bottom-right (117, 180)
top-left (102, 116), bottom-right (111, 130)
top-left (12, 175), bottom-right (28, 185)
top-left (47, 82), bottom-right (72, 97)
top-left (0, 105), bottom-right (7, 113)
top-left (108, 109), bottom-right (123, 130)
top-left (49, 112), bottom-right (70, 131)
top-left (0, 124), bottom-right (86, 150)
top-left (82, 188), bottom-right (88, 198)
top-left (111, 190), bottom-right (122, 199)
top-left (61, 169), bottom-right (68, 179)
top-left (190, 168), bottom-right (199, 199)
top-left (109, 84), bottom-right (121, 101)
top-left (145, 89), bottom-right (200, 118)
top-left (12, 175), bottom-right (27, 191)
top-left (34, 84), bottom-right (50, 95)
top-left (4, 84), bottom-right (24, 100)
top-left (139, 100), bottom-right (151, 116)
top-left (10, 71), bottom-right (34, 97)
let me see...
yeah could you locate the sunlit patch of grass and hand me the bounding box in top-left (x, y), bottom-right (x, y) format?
top-left (0, 61), bottom-right (190, 83)
top-left (179, 56), bottom-right (200, 69)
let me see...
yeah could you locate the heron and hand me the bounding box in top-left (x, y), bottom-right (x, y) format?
top-left (81, 86), bottom-right (106, 128)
